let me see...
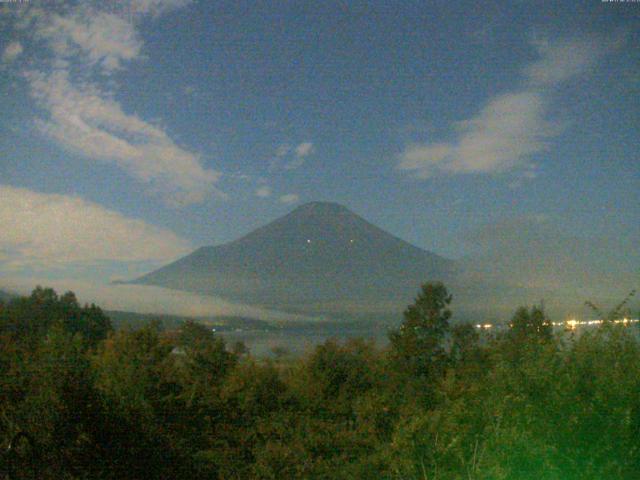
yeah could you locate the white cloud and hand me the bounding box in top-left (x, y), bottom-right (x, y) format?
top-left (398, 34), bottom-right (621, 180)
top-left (398, 143), bottom-right (452, 178)
top-left (451, 92), bottom-right (550, 173)
top-left (279, 193), bottom-right (299, 204)
top-left (128, 0), bottom-right (193, 17)
top-left (6, 2), bottom-right (221, 206)
top-left (399, 92), bottom-right (550, 178)
top-left (295, 142), bottom-right (314, 158)
top-left (272, 142), bottom-right (314, 170)
top-left (282, 141), bottom-right (315, 170)
top-left (0, 185), bottom-right (191, 270)
top-left (35, 9), bottom-right (141, 73)
top-left (524, 33), bottom-right (624, 87)
top-left (2, 41), bottom-right (23, 63)
top-left (27, 69), bottom-right (221, 206)
top-left (275, 144), bottom-right (291, 157)
top-left (255, 186), bottom-right (272, 198)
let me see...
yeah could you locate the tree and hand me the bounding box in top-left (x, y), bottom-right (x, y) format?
top-left (0, 287), bottom-right (111, 349)
top-left (450, 322), bottom-right (481, 365)
top-left (177, 320), bottom-right (236, 393)
top-left (585, 289), bottom-right (636, 322)
top-left (508, 305), bottom-right (552, 342)
top-left (389, 282), bottom-right (452, 381)
top-left (306, 338), bottom-right (375, 403)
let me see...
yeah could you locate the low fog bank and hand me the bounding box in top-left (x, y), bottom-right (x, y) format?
top-left (0, 278), bottom-right (317, 323)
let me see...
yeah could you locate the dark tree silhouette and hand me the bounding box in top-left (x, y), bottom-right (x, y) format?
top-left (389, 282), bottom-right (452, 380)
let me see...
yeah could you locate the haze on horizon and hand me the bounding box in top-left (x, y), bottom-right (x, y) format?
top-left (0, 1), bottom-right (638, 321)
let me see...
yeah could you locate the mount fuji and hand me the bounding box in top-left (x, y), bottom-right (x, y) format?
top-left (132, 202), bottom-right (456, 317)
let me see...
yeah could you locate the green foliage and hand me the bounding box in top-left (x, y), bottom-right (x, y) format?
top-left (450, 321), bottom-right (481, 364)
top-left (2, 285), bottom-right (640, 479)
top-left (389, 282), bottom-right (452, 382)
top-left (0, 286), bottom-right (111, 348)
top-left (306, 338), bottom-right (375, 403)
top-left (585, 289), bottom-right (636, 322)
top-left (508, 305), bottom-right (552, 342)
top-left (177, 320), bottom-right (235, 387)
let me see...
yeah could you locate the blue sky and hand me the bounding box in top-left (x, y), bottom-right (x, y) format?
top-left (0, 0), bottom-right (638, 303)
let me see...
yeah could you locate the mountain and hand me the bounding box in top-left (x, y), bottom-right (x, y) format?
top-left (132, 202), bottom-right (455, 316)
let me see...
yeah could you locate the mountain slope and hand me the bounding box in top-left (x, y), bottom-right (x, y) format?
top-left (133, 202), bottom-right (455, 315)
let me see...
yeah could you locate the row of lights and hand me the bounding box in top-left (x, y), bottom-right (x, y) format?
top-left (561, 318), bottom-right (639, 330)
top-left (475, 318), bottom-right (640, 330)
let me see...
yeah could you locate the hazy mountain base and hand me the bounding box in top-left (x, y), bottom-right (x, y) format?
top-left (129, 203), bottom-right (638, 322)
top-left (459, 215), bottom-right (640, 318)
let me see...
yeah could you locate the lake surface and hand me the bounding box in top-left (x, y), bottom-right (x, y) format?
top-left (219, 325), bottom-right (392, 357)
top-left (221, 318), bottom-right (640, 358)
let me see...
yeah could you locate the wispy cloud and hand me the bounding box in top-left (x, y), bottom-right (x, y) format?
top-left (398, 33), bottom-right (623, 180)
top-left (27, 69), bottom-right (221, 206)
top-left (279, 193), bottom-right (299, 204)
top-left (1, 41), bottom-right (23, 63)
top-left (0, 185), bottom-right (191, 270)
top-left (6, 1), bottom-right (221, 206)
top-left (399, 92), bottom-right (551, 178)
top-left (523, 33), bottom-right (624, 87)
top-left (272, 141), bottom-right (315, 170)
top-left (295, 142), bottom-right (314, 158)
top-left (34, 8), bottom-right (141, 73)
top-left (284, 141), bottom-right (314, 170)
top-left (128, 0), bottom-right (193, 17)
top-left (275, 144), bottom-right (291, 157)
top-left (255, 186), bottom-right (272, 198)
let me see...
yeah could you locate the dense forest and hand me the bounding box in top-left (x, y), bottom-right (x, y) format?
top-left (1, 284), bottom-right (639, 479)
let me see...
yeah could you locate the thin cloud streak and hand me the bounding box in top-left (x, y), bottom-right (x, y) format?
top-left (279, 194), bottom-right (299, 204)
top-left (524, 33), bottom-right (625, 87)
top-left (255, 186), bottom-right (272, 198)
top-left (398, 33), bottom-right (624, 180)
